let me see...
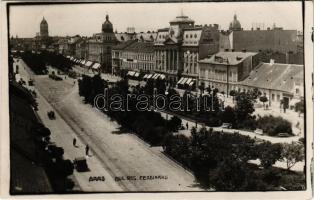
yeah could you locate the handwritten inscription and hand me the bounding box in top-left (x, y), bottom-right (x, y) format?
top-left (115, 175), bottom-right (168, 181)
top-left (89, 176), bottom-right (105, 182)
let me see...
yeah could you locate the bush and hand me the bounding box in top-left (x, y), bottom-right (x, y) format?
top-left (256, 115), bottom-right (292, 136)
top-left (167, 116), bottom-right (182, 132)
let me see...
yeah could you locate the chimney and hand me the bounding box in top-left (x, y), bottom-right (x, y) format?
top-left (270, 59), bottom-right (275, 65)
top-left (267, 27), bottom-right (270, 30)
top-left (225, 48), bottom-right (229, 52)
top-left (231, 49), bottom-right (235, 52)
top-left (242, 49), bottom-right (246, 53)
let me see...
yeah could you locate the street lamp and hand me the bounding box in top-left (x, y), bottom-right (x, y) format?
top-left (165, 90), bottom-right (169, 120)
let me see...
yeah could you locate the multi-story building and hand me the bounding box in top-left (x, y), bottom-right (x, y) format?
top-left (198, 50), bottom-right (258, 95)
top-left (75, 38), bottom-right (87, 59)
top-left (118, 41), bottom-right (155, 74)
top-left (87, 34), bottom-right (103, 64)
top-left (220, 14), bottom-right (299, 54)
top-left (180, 24), bottom-right (220, 86)
top-left (112, 40), bottom-right (137, 75)
top-left (154, 14), bottom-right (220, 87)
top-left (86, 15), bottom-right (118, 72)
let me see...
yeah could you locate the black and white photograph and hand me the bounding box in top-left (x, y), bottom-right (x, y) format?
top-left (0, 0), bottom-right (313, 199)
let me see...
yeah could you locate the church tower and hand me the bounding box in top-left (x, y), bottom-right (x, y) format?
top-left (101, 14), bottom-right (117, 73)
top-left (40, 17), bottom-right (49, 38)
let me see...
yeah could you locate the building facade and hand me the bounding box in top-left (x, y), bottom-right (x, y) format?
top-left (119, 41), bottom-right (155, 73)
top-left (198, 51), bottom-right (257, 95)
top-left (239, 62), bottom-right (304, 108)
top-left (154, 14), bottom-right (220, 87)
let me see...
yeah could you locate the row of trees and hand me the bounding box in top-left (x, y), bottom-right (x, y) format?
top-left (164, 127), bottom-right (305, 191)
top-left (20, 51), bottom-right (73, 75)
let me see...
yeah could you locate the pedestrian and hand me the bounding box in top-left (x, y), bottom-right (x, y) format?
top-left (186, 122), bottom-right (189, 130)
top-left (85, 144), bottom-right (89, 156)
top-left (73, 138), bottom-right (77, 147)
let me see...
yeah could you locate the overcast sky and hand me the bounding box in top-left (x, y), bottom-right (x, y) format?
top-left (9, 2), bottom-right (302, 38)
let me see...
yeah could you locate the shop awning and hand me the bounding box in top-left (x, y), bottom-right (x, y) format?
top-left (92, 63), bottom-right (101, 69)
top-left (177, 77), bottom-right (184, 84)
top-left (134, 72), bottom-right (140, 77)
top-left (189, 81), bottom-right (195, 86)
top-left (80, 60), bottom-right (86, 65)
top-left (143, 74), bottom-right (148, 79)
top-left (146, 74), bottom-right (153, 79)
top-left (85, 61), bottom-right (93, 67)
top-left (159, 74), bottom-right (166, 80)
top-left (186, 78), bottom-right (193, 85)
top-left (181, 78), bottom-right (188, 85)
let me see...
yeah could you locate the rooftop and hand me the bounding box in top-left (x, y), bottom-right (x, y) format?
top-left (199, 51), bottom-right (257, 65)
top-left (239, 62), bottom-right (304, 93)
top-left (124, 41), bottom-right (154, 53)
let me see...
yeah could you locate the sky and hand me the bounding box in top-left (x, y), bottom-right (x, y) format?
top-left (9, 2), bottom-right (303, 38)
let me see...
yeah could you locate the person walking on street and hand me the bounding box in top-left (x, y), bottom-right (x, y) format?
top-left (73, 138), bottom-right (77, 147)
top-left (186, 122), bottom-right (189, 130)
top-left (85, 144), bottom-right (89, 156)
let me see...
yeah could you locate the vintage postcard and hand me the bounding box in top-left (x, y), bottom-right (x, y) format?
top-left (0, 0), bottom-right (313, 199)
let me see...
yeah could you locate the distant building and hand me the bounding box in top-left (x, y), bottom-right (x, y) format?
top-left (114, 28), bottom-right (157, 43)
top-left (229, 14), bottom-right (242, 31)
top-left (198, 51), bottom-right (258, 94)
top-left (221, 14), bottom-right (299, 55)
top-left (40, 17), bottom-right (49, 38)
top-left (85, 14), bottom-right (118, 72)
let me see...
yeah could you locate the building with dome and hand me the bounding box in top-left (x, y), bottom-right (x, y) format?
top-left (86, 14), bottom-right (118, 73)
top-left (229, 14), bottom-right (242, 31)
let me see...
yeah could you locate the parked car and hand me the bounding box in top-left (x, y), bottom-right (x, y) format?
top-left (277, 133), bottom-right (291, 137)
top-left (74, 157), bottom-right (89, 172)
top-left (254, 128), bottom-right (263, 135)
top-left (221, 123), bottom-right (232, 129)
top-left (47, 111), bottom-right (56, 120)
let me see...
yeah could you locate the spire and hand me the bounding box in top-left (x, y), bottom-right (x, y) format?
top-left (106, 13), bottom-right (109, 21)
top-left (234, 13), bottom-right (237, 20)
top-left (180, 8), bottom-right (184, 16)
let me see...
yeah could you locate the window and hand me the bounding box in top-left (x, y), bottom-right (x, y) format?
top-left (272, 94), bottom-right (275, 101)
top-left (194, 34), bottom-right (197, 38)
top-left (296, 88), bottom-right (299, 94)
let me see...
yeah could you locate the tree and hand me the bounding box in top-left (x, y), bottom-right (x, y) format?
top-left (259, 96), bottom-right (268, 110)
top-left (295, 100), bottom-right (304, 117)
top-left (167, 116), bottom-right (182, 132)
top-left (209, 158), bottom-right (264, 191)
top-left (229, 90), bottom-right (237, 103)
top-left (220, 106), bottom-right (236, 125)
top-left (280, 142), bottom-right (304, 170)
top-left (235, 92), bottom-right (255, 121)
top-left (257, 142), bottom-right (282, 169)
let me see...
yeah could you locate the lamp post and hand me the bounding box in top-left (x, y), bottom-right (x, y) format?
top-left (165, 90), bottom-right (169, 120)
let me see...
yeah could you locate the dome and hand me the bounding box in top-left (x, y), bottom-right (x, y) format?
top-left (229, 14), bottom-right (241, 31)
top-left (102, 15), bottom-right (113, 33)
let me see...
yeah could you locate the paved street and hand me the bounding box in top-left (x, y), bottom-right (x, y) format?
top-left (17, 59), bottom-right (204, 192)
